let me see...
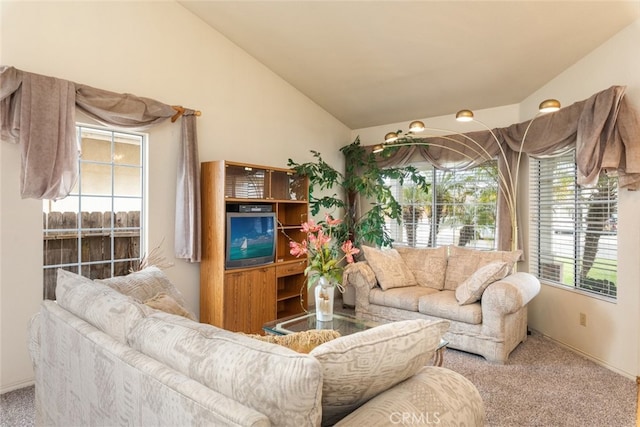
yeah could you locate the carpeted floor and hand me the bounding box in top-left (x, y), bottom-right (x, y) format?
top-left (1, 331), bottom-right (636, 427)
top-left (442, 332), bottom-right (637, 427)
top-left (0, 385), bottom-right (34, 427)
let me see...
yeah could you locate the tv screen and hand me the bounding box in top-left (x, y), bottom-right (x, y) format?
top-left (225, 212), bottom-right (277, 269)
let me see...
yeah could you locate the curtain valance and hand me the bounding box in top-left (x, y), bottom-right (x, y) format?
top-left (365, 85), bottom-right (640, 251)
top-left (0, 66), bottom-right (201, 262)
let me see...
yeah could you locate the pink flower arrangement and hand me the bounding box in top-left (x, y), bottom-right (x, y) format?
top-left (289, 213), bottom-right (360, 288)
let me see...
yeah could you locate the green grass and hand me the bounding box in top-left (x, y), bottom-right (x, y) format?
top-left (559, 257), bottom-right (617, 292)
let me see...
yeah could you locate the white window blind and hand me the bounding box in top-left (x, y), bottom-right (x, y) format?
top-left (529, 150), bottom-right (617, 298)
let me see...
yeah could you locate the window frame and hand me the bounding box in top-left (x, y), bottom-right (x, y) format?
top-left (42, 124), bottom-right (147, 299)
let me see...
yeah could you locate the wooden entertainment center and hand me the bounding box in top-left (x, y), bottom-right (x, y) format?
top-left (200, 160), bottom-right (309, 334)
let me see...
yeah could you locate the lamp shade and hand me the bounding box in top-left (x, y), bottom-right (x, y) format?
top-left (384, 132), bottom-right (399, 143)
top-left (455, 109), bottom-right (474, 122)
top-left (538, 99), bottom-right (561, 113)
top-left (409, 121), bottom-right (425, 133)
top-left (372, 144), bottom-right (384, 154)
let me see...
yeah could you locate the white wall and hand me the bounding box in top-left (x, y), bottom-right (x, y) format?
top-left (354, 19), bottom-right (640, 378)
top-left (0, 1), bottom-right (350, 393)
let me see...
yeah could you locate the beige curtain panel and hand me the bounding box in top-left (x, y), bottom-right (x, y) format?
top-left (174, 113), bottom-right (201, 262)
top-left (0, 66), bottom-right (77, 200)
top-left (367, 85), bottom-right (640, 251)
top-left (0, 66), bottom-right (201, 262)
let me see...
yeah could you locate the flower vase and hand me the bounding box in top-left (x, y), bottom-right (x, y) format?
top-left (315, 277), bottom-right (335, 322)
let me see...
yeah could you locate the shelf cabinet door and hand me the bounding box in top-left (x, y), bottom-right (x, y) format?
top-left (224, 164), bottom-right (269, 199)
top-left (224, 267), bottom-right (276, 334)
top-left (270, 170), bottom-right (308, 201)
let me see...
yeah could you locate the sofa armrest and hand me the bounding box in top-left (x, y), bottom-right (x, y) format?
top-left (28, 312), bottom-right (41, 370)
top-left (334, 366), bottom-right (484, 426)
top-left (343, 261), bottom-right (377, 290)
top-left (343, 262), bottom-right (377, 311)
top-left (482, 272), bottom-right (541, 315)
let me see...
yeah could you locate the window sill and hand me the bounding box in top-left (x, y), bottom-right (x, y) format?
top-left (539, 280), bottom-right (617, 304)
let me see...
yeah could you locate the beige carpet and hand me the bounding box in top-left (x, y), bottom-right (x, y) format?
top-left (442, 332), bottom-right (637, 427)
top-left (0, 385), bottom-right (33, 427)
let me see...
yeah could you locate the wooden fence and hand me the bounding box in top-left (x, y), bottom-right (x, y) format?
top-left (43, 211), bottom-right (140, 300)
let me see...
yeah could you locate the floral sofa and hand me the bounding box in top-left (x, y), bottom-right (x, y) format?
top-left (343, 245), bottom-right (541, 363)
top-left (28, 267), bottom-right (484, 426)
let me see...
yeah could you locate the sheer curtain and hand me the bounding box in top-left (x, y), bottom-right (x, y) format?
top-left (0, 66), bottom-right (201, 262)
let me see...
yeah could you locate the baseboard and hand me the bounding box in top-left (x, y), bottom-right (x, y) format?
top-left (0, 378), bottom-right (34, 395)
top-left (531, 329), bottom-right (635, 380)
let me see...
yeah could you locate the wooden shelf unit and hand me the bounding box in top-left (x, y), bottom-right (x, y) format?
top-left (200, 160), bottom-right (309, 334)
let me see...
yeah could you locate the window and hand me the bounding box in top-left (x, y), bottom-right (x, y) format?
top-left (386, 162), bottom-right (498, 249)
top-left (529, 150), bottom-right (617, 298)
top-left (43, 125), bottom-right (146, 299)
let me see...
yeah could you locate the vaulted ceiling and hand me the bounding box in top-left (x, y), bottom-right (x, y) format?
top-left (180, 1), bottom-right (640, 129)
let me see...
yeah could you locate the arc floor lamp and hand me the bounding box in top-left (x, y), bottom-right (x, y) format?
top-left (372, 99), bottom-right (561, 252)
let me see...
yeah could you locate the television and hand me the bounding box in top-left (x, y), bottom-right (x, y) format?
top-left (225, 212), bottom-right (277, 269)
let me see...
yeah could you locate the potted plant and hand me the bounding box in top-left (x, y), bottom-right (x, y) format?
top-left (288, 137), bottom-right (429, 249)
top-left (289, 214), bottom-right (360, 321)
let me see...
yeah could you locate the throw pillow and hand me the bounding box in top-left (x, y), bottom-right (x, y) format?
top-left (97, 266), bottom-right (195, 318)
top-left (455, 261), bottom-right (510, 305)
top-left (361, 246), bottom-right (417, 291)
top-left (396, 246), bottom-right (448, 290)
top-left (144, 292), bottom-right (197, 321)
top-left (309, 319), bottom-right (449, 426)
top-left (55, 269), bottom-right (147, 343)
top-left (246, 330), bottom-right (341, 353)
top-left (444, 245), bottom-right (522, 290)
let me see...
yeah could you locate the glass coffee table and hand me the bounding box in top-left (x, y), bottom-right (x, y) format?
top-left (263, 311), bottom-right (380, 336)
top-left (263, 311), bottom-right (448, 366)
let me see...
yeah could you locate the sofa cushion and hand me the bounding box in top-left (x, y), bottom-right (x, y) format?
top-left (369, 286), bottom-right (438, 311)
top-left (396, 246), bottom-right (448, 290)
top-left (98, 266), bottom-right (190, 308)
top-left (55, 269), bottom-right (147, 343)
top-left (419, 290), bottom-right (482, 325)
top-left (143, 292), bottom-right (197, 321)
top-left (362, 246), bottom-right (417, 290)
top-left (455, 261), bottom-right (510, 305)
top-left (127, 312), bottom-right (323, 427)
top-left (444, 246), bottom-right (522, 290)
top-left (309, 319), bottom-right (449, 426)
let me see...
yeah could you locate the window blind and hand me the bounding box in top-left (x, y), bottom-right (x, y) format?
top-left (529, 150), bottom-right (617, 298)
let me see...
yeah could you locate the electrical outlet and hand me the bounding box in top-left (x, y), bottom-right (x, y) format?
top-left (579, 312), bottom-right (587, 327)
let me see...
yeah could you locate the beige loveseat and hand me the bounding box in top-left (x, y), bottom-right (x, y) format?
top-left (29, 267), bottom-right (484, 426)
top-left (343, 245), bottom-right (541, 363)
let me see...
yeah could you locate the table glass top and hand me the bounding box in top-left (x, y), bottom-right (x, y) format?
top-left (263, 312), bottom-right (381, 336)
